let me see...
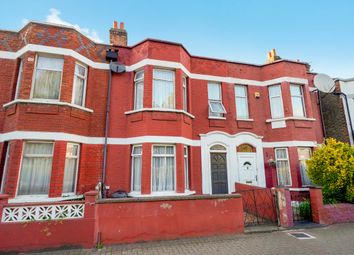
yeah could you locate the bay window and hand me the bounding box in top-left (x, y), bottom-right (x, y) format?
top-left (235, 85), bottom-right (249, 119)
top-left (14, 59), bottom-right (23, 99)
top-left (72, 63), bottom-right (87, 106)
top-left (0, 142), bottom-right (11, 194)
top-left (208, 82), bottom-right (226, 117)
top-left (134, 70), bottom-right (144, 110)
top-left (62, 143), bottom-right (80, 195)
top-left (290, 84), bottom-right (305, 117)
top-left (152, 145), bottom-right (175, 192)
top-left (275, 148), bottom-right (292, 186)
top-left (152, 69), bottom-right (175, 109)
top-left (32, 56), bottom-right (64, 100)
top-left (131, 145), bottom-right (142, 192)
top-left (17, 142), bottom-right (54, 196)
top-left (183, 76), bottom-right (188, 111)
top-left (268, 85), bottom-right (284, 118)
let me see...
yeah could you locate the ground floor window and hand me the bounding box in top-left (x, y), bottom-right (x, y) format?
top-left (131, 145), bottom-right (142, 192)
top-left (62, 143), bottom-right (80, 195)
top-left (275, 148), bottom-right (291, 186)
top-left (184, 146), bottom-right (189, 190)
top-left (0, 142), bottom-right (11, 194)
top-left (298, 147), bottom-right (312, 186)
top-left (152, 145), bottom-right (175, 192)
top-left (17, 142), bottom-right (54, 196)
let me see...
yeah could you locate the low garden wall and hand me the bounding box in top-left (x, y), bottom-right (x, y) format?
top-left (96, 194), bottom-right (244, 245)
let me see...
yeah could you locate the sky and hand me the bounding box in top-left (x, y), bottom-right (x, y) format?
top-left (1, 0), bottom-right (354, 78)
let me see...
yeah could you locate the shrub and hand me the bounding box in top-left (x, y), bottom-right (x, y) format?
top-left (306, 138), bottom-right (354, 203)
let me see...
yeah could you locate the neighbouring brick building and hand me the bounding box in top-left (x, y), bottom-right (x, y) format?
top-left (320, 79), bottom-right (354, 145)
top-left (0, 21), bottom-right (324, 203)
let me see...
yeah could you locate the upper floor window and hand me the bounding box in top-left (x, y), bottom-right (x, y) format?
top-left (152, 145), bottom-right (175, 192)
top-left (134, 71), bottom-right (144, 110)
top-left (184, 146), bottom-right (189, 190)
top-left (208, 82), bottom-right (226, 118)
top-left (268, 85), bottom-right (284, 118)
top-left (14, 59), bottom-right (24, 99)
top-left (183, 76), bottom-right (188, 111)
top-left (17, 142), bottom-right (54, 196)
top-left (72, 63), bottom-right (87, 107)
top-left (131, 145), bottom-right (142, 192)
top-left (290, 84), bottom-right (305, 117)
top-left (153, 69), bottom-right (175, 109)
top-left (62, 143), bottom-right (80, 195)
top-left (235, 85), bottom-right (249, 119)
top-left (32, 56), bottom-right (64, 100)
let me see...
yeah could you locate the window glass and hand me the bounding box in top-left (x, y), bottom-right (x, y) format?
top-left (18, 142), bottom-right (54, 195)
top-left (131, 145), bottom-right (142, 192)
top-left (269, 85), bottom-right (284, 118)
top-left (184, 146), bottom-right (189, 190)
top-left (33, 56), bottom-right (63, 100)
top-left (290, 84), bottom-right (305, 117)
top-left (73, 63), bottom-right (87, 106)
top-left (152, 70), bottom-right (175, 109)
top-left (275, 148), bottom-right (291, 186)
top-left (183, 77), bottom-right (188, 111)
top-left (62, 143), bottom-right (80, 194)
top-left (235, 85), bottom-right (249, 119)
top-left (152, 145), bottom-right (175, 191)
top-left (208, 82), bottom-right (226, 117)
top-left (134, 70), bottom-right (144, 110)
top-left (0, 143), bottom-right (11, 194)
top-left (298, 147), bottom-right (312, 186)
top-left (15, 59), bottom-right (23, 99)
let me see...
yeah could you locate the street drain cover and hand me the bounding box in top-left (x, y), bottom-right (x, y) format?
top-left (288, 232), bottom-right (315, 239)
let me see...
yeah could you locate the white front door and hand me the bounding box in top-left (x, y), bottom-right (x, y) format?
top-left (238, 153), bottom-right (258, 186)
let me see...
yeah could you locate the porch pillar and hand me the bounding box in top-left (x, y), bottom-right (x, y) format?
top-left (275, 188), bottom-right (294, 227)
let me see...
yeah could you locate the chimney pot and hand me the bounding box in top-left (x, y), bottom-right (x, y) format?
top-left (120, 22), bottom-right (125, 30)
top-left (113, 21), bottom-right (118, 29)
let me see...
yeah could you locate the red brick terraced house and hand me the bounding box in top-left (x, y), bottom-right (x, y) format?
top-left (0, 21), bottom-right (324, 204)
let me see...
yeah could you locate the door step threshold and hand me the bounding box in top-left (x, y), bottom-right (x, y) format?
top-left (244, 225), bottom-right (283, 234)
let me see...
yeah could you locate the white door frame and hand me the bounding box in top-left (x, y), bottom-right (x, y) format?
top-left (200, 131), bottom-right (266, 194)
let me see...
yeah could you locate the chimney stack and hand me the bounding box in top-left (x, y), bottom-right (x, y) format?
top-left (110, 21), bottom-right (127, 47)
top-left (266, 48), bottom-right (281, 63)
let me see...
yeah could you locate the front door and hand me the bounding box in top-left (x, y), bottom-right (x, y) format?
top-left (238, 153), bottom-right (258, 185)
top-left (210, 153), bottom-right (228, 194)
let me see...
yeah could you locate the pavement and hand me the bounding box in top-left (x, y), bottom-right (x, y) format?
top-left (26, 223), bottom-right (354, 255)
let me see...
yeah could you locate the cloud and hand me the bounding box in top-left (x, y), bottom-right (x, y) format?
top-left (45, 8), bottom-right (103, 43)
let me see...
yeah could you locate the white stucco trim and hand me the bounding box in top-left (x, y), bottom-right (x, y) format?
top-left (8, 194), bottom-right (84, 204)
top-left (200, 131), bottom-right (266, 195)
top-left (125, 108), bottom-right (195, 119)
top-left (0, 44), bottom-right (308, 86)
top-left (266, 117), bottom-right (316, 122)
top-left (128, 190), bottom-right (196, 197)
top-left (0, 131), bottom-right (318, 148)
top-left (3, 99), bottom-right (94, 113)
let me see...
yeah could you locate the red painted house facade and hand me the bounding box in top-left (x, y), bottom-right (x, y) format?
top-left (0, 21), bottom-right (324, 203)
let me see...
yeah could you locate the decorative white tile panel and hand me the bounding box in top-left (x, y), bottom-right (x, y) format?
top-left (1, 204), bottom-right (84, 223)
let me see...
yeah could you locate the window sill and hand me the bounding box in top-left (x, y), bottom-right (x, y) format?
top-left (8, 194), bottom-right (84, 204)
top-left (208, 116), bottom-right (226, 120)
top-left (3, 99), bottom-right (94, 113)
top-left (266, 117), bottom-right (316, 123)
top-left (125, 108), bottom-right (195, 119)
top-left (128, 190), bottom-right (196, 197)
top-left (236, 118), bottom-right (254, 122)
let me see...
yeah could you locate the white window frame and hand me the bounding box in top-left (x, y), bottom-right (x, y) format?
top-left (15, 59), bottom-right (24, 99)
top-left (152, 69), bottom-right (175, 109)
top-left (134, 70), bottom-right (144, 110)
top-left (0, 142), bottom-right (11, 194)
top-left (183, 76), bottom-right (188, 112)
top-left (151, 144), bottom-right (176, 193)
top-left (208, 82), bottom-right (226, 118)
top-left (184, 146), bottom-right (189, 191)
top-left (235, 85), bottom-right (249, 119)
top-left (30, 54), bottom-right (64, 101)
top-left (62, 143), bottom-right (80, 196)
top-left (131, 145), bottom-right (142, 192)
top-left (268, 85), bottom-right (284, 119)
top-left (16, 141), bottom-right (54, 197)
top-left (71, 62), bottom-right (88, 107)
top-left (290, 84), bottom-right (306, 117)
top-left (275, 148), bottom-right (292, 186)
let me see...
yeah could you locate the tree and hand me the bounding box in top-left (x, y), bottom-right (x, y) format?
top-left (306, 138), bottom-right (354, 203)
